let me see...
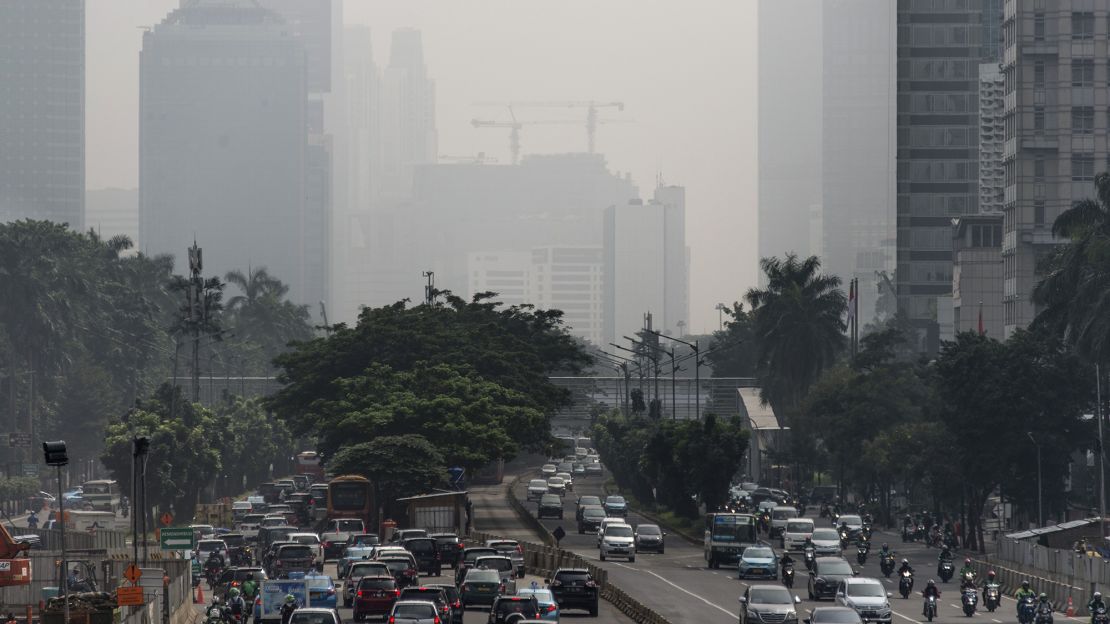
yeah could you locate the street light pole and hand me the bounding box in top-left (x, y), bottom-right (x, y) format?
top-left (1099, 363), bottom-right (1106, 541)
top-left (1028, 431), bottom-right (1043, 526)
top-left (646, 330), bottom-right (702, 421)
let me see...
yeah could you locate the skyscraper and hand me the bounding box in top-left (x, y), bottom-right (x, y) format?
top-left (0, 0), bottom-right (85, 230)
top-left (896, 0), bottom-right (1000, 352)
top-left (821, 0), bottom-right (896, 326)
top-left (139, 1), bottom-right (318, 304)
top-left (1001, 2), bottom-right (1110, 335)
top-left (757, 0), bottom-right (822, 275)
top-left (380, 28), bottom-right (437, 200)
top-left (978, 63), bottom-right (1005, 215)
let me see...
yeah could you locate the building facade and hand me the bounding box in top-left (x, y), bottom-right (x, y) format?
top-left (380, 28), bottom-right (437, 200)
top-left (0, 0), bottom-right (84, 229)
top-left (139, 2), bottom-right (316, 304)
top-left (530, 246), bottom-right (604, 346)
top-left (979, 62), bottom-right (1006, 214)
top-left (86, 188), bottom-right (139, 247)
top-left (466, 251), bottom-right (532, 308)
top-left (952, 213), bottom-right (1004, 337)
top-left (896, 0), bottom-right (1001, 352)
top-left (1001, 1), bottom-right (1110, 335)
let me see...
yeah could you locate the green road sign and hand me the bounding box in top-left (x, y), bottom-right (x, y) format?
top-left (159, 527), bottom-right (194, 551)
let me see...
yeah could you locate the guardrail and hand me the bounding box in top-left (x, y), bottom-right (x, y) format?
top-left (481, 470), bottom-right (674, 624)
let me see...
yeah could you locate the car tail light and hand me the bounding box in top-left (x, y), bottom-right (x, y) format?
top-left (433, 618), bottom-right (440, 624)
top-left (585, 580), bottom-right (597, 588)
top-left (516, 545), bottom-right (523, 554)
top-left (357, 591), bottom-right (363, 598)
top-left (393, 589), bottom-right (400, 597)
top-left (388, 617), bottom-right (395, 624)
top-left (546, 604), bottom-right (557, 613)
top-left (452, 601), bottom-right (460, 609)
top-left (457, 543), bottom-right (465, 549)
top-left (327, 588), bottom-right (335, 596)
top-left (461, 585), bottom-right (468, 592)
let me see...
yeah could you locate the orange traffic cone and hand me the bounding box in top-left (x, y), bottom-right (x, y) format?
top-left (1067, 596), bottom-right (1075, 617)
top-left (195, 583), bottom-right (205, 604)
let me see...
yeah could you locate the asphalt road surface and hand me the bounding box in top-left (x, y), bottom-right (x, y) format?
top-left (515, 469), bottom-right (1085, 624)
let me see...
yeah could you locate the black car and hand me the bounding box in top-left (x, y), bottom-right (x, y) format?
top-left (806, 607), bottom-right (863, 624)
top-left (454, 547), bottom-right (498, 585)
top-left (487, 595), bottom-right (540, 624)
top-left (427, 584), bottom-right (463, 624)
top-left (538, 494), bottom-right (563, 519)
top-left (398, 586), bottom-right (453, 623)
top-left (402, 537), bottom-right (442, 576)
top-left (379, 557), bottom-right (419, 588)
top-left (577, 505), bottom-right (605, 534)
top-left (429, 533), bottom-right (464, 568)
top-left (808, 557), bottom-right (856, 601)
top-left (548, 568), bottom-right (598, 616)
top-left (576, 496), bottom-right (602, 521)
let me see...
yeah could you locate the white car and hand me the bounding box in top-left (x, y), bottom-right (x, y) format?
top-left (527, 479), bottom-right (549, 501)
top-left (810, 527), bottom-right (843, 556)
top-left (835, 577), bottom-right (893, 624)
top-left (556, 472), bottom-right (574, 491)
top-left (540, 464), bottom-right (557, 477)
top-left (782, 518), bottom-right (816, 550)
top-left (599, 522), bottom-right (635, 562)
top-left (770, 506), bottom-right (800, 538)
top-left (597, 517), bottom-right (626, 546)
top-left (546, 476), bottom-right (566, 496)
top-left (289, 532), bottom-right (324, 563)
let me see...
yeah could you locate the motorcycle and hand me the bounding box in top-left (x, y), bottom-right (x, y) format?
top-left (899, 571), bottom-right (914, 599)
top-left (961, 585), bottom-right (978, 616)
top-left (1092, 606), bottom-right (1108, 624)
top-left (880, 553), bottom-right (896, 578)
top-left (856, 545), bottom-right (868, 565)
top-left (1034, 601), bottom-right (1054, 624)
top-left (937, 559), bottom-right (954, 583)
top-left (923, 595), bottom-right (938, 622)
top-left (804, 547), bottom-right (816, 571)
top-left (902, 525), bottom-right (913, 543)
top-left (820, 503), bottom-right (831, 519)
top-left (782, 563), bottom-right (795, 589)
top-left (982, 584), bottom-right (999, 613)
top-left (1018, 596), bottom-right (1037, 624)
top-left (839, 529), bottom-right (851, 549)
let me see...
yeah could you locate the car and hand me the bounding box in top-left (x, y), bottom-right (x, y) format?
top-left (584, 463), bottom-right (602, 476)
top-left (290, 533), bottom-right (324, 564)
top-left (599, 522), bottom-right (635, 562)
top-left (426, 584), bottom-right (464, 624)
top-left (808, 557), bottom-right (856, 601)
top-left (379, 556), bottom-right (420, 588)
top-left (390, 528), bottom-right (429, 544)
top-left (603, 495), bottom-right (627, 517)
top-left (372, 546), bottom-right (412, 561)
top-left (634, 524), bottom-right (665, 553)
top-left (304, 574), bottom-right (337, 610)
top-left (388, 600), bottom-right (440, 624)
top-left (540, 464), bottom-right (557, 477)
top-left (596, 517), bottom-right (627, 545)
top-left (834, 514), bottom-right (864, 541)
top-left (834, 577), bottom-right (892, 624)
top-left (546, 477), bottom-right (566, 496)
top-left (488, 595), bottom-right (540, 624)
top-left (345, 533), bottom-right (382, 549)
top-left (555, 472), bottom-right (574, 491)
top-left (538, 494), bottom-right (564, 519)
top-left (740, 585), bottom-right (801, 624)
top-left (197, 539), bottom-right (229, 565)
top-left (213, 566), bottom-right (267, 600)
top-left (429, 533), bottom-right (464, 569)
top-left (805, 607), bottom-right (864, 624)
top-left (771, 506), bottom-right (800, 538)
top-left (783, 518), bottom-right (816, 551)
top-left (473, 556), bottom-right (517, 593)
top-left (338, 546), bottom-right (377, 579)
top-left (576, 496), bottom-right (602, 520)
top-left (287, 607), bottom-right (341, 624)
top-left (810, 528), bottom-right (843, 556)
top-left (344, 561), bottom-right (391, 607)
top-left (516, 586), bottom-right (559, 621)
top-left (577, 506), bottom-right (606, 534)
top-left (485, 540), bottom-right (525, 579)
top-left (402, 537), bottom-right (442, 576)
top-left (321, 518), bottom-right (366, 559)
top-left (526, 480), bottom-right (549, 501)
top-left (270, 543), bottom-right (316, 576)
top-left (548, 568), bottom-right (598, 616)
top-left (738, 546), bottom-right (779, 580)
top-left (260, 540), bottom-right (297, 571)
top-left (352, 575), bottom-right (399, 621)
top-left (237, 514), bottom-right (265, 541)
top-left (454, 547), bottom-right (498, 585)
top-left (399, 587), bottom-right (453, 623)
top-left (556, 462), bottom-right (574, 473)
top-left (460, 568), bottom-right (503, 608)
top-left (572, 463), bottom-right (585, 475)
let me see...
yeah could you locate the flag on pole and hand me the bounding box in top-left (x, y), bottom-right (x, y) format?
top-left (978, 300), bottom-right (984, 336)
top-left (847, 279), bottom-right (857, 326)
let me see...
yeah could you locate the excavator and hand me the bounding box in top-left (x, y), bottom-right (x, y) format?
top-left (0, 520), bottom-right (33, 586)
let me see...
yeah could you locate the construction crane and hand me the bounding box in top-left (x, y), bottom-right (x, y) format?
top-left (474, 100), bottom-right (625, 153)
top-left (438, 152), bottom-right (499, 164)
top-left (470, 117), bottom-right (627, 165)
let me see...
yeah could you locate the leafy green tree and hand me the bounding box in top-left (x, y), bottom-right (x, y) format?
top-left (211, 396), bottom-right (294, 496)
top-left (745, 254), bottom-right (847, 415)
top-left (704, 302), bottom-right (758, 377)
top-left (329, 436), bottom-right (446, 519)
top-left (224, 267), bottom-right (312, 374)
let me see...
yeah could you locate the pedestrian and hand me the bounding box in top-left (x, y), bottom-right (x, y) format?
top-left (27, 513), bottom-right (37, 530)
top-left (6, 612), bottom-right (18, 624)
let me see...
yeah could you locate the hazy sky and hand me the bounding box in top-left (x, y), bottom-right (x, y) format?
top-left (87, 1), bottom-right (757, 334)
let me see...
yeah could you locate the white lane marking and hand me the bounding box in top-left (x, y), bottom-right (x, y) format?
top-left (609, 561), bottom-right (736, 617)
top-left (992, 619), bottom-right (1002, 623)
top-left (891, 611), bottom-right (923, 624)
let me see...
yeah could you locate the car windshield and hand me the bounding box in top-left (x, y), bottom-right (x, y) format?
top-left (745, 547), bottom-right (774, 558)
top-left (294, 535), bottom-right (320, 545)
top-left (279, 546), bottom-right (313, 558)
top-left (821, 560), bottom-right (854, 575)
top-left (334, 520), bottom-right (363, 531)
top-left (605, 496), bottom-right (626, 505)
top-left (750, 587), bottom-right (793, 604)
top-left (583, 508), bottom-right (605, 519)
top-left (541, 495), bottom-right (561, 504)
top-left (773, 509), bottom-right (798, 520)
top-left (476, 558), bottom-right (511, 572)
top-left (358, 578), bottom-right (395, 590)
top-left (579, 497), bottom-right (601, 505)
top-left (637, 525), bottom-right (661, 535)
top-left (787, 521), bottom-right (813, 533)
top-left (605, 525), bottom-right (633, 538)
top-left (529, 480), bottom-right (547, 487)
top-left (519, 589), bottom-right (552, 601)
top-left (305, 577), bottom-right (332, 589)
top-left (848, 582), bottom-right (886, 597)
top-left (289, 614), bottom-right (335, 624)
top-left (815, 610), bottom-right (863, 624)
top-left (548, 477), bottom-right (564, 485)
top-left (350, 564), bottom-right (387, 577)
top-left (466, 569), bottom-right (500, 583)
top-left (839, 515), bottom-right (862, 526)
top-left (383, 560), bottom-right (411, 573)
top-left (812, 529), bottom-right (839, 540)
top-left (711, 516), bottom-right (757, 541)
top-left (393, 604), bottom-right (436, 618)
top-left (464, 549), bottom-right (496, 562)
top-left (495, 599), bottom-right (537, 614)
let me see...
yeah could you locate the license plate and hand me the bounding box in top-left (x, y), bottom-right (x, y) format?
top-left (751, 569), bottom-right (764, 575)
top-left (566, 587), bottom-right (581, 592)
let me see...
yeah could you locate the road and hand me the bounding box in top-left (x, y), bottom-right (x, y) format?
top-left (515, 469), bottom-right (1082, 624)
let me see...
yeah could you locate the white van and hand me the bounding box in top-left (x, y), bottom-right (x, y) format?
top-left (770, 506), bottom-right (800, 538)
top-left (232, 501), bottom-right (252, 522)
top-left (65, 510), bottom-right (116, 533)
top-left (782, 517), bottom-right (816, 551)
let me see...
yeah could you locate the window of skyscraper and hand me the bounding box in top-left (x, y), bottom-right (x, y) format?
top-left (1072, 59), bottom-right (1094, 87)
top-left (1072, 12), bottom-right (1095, 40)
top-left (1072, 107), bottom-right (1095, 134)
top-left (1034, 13), bottom-right (1045, 40)
top-left (1034, 156), bottom-right (1046, 179)
top-left (1033, 62), bottom-right (1045, 89)
top-left (1034, 106), bottom-right (1045, 132)
top-left (1073, 154), bottom-right (1095, 181)
top-left (1034, 201), bottom-right (1046, 226)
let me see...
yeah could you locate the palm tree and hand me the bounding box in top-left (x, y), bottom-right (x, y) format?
top-left (745, 253), bottom-right (847, 415)
top-left (1033, 172), bottom-right (1110, 362)
top-left (223, 266), bottom-right (312, 372)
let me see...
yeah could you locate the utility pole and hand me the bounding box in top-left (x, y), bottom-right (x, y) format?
top-left (648, 329), bottom-right (703, 420)
top-left (423, 271), bottom-right (436, 305)
top-left (1028, 431), bottom-right (1043, 526)
top-left (187, 242), bottom-right (203, 403)
top-left (1099, 364), bottom-right (1106, 541)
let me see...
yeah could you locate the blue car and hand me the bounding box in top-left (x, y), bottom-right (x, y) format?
top-left (337, 546), bottom-right (375, 579)
top-left (738, 546), bottom-right (779, 580)
top-left (517, 586), bottom-right (560, 621)
top-left (304, 574), bottom-right (337, 609)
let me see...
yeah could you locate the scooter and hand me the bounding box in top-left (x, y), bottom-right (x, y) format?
top-left (923, 595), bottom-right (938, 622)
top-left (899, 570), bottom-right (914, 599)
top-left (782, 563), bottom-right (795, 589)
top-left (983, 583), bottom-right (1000, 612)
top-left (856, 545), bottom-right (868, 565)
top-left (1018, 596), bottom-right (1037, 624)
top-left (961, 585), bottom-right (978, 616)
top-left (804, 547), bottom-right (816, 571)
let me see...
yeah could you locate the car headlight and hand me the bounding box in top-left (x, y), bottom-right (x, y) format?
top-left (787, 612), bottom-right (797, 620)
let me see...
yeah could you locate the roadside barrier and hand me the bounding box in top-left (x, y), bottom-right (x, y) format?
top-left (968, 557), bottom-right (1087, 616)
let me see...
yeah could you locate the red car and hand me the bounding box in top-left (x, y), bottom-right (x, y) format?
top-left (353, 576), bottom-right (400, 622)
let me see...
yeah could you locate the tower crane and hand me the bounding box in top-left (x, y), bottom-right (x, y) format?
top-left (474, 101), bottom-right (625, 153)
top-left (471, 115), bottom-right (627, 165)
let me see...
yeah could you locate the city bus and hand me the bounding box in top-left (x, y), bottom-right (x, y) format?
top-left (326, 475), bottom-right (375, 527)
top-left (704, 512), bottom-right (758, 569)
top-left (295, 451), bottom-right (326, 481)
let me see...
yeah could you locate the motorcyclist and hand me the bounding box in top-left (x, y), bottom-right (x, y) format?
top-left (982, 570), bottom-right (998, 590)
top-left (959, 558), bottom-right (976, 587)
top-left (898, 558), bottom-right (914, 576)
top-left (226, 588), bottom-right (247, 621)
top-left (879, 543), bottom-right (893, 558)
top-left (1016, 581), bottom-right (1038, 616)
top-left (279, 595), bottom-right (297, 624)
top-left (922, 579), bottom-right (941, 616)
top-left (205, 551), bottom-right (223, 574)
top-left (1037, 593), bottom-right (1053, 615)
top-left (938, 546), bottom-right (953, 562)
top-left (205, 598), bottom-right (223, 622)
top-left (241, 574), bottom-right (258, 603)
top-left (1089, 591), bottom-right (1106, 623)
top-left (780, 551), bottom-right (795, 572)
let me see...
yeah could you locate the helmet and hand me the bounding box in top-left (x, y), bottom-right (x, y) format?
top-left (229, 589), bottom-right (240, 598)
top-left (987, 570), bottom-right (996, 578)
top-left (1040, 593), bottom-right (1048, 601)
top-left (927, 579), bottom-right (936, 587)
top-left (1022, 581), bottom-right (1031, 589)
top-left (285, 595), bottom-right (295, 604)
top-left (1095, 592), bottom-right (1103, 600)
top-left (902, 558), bottom-right (909, 564)
top-left (882, 543), bottom-right (889, 549)
top-left (965, 558), bottom-right (972, 565)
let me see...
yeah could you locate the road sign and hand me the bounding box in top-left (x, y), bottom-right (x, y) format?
top-left (7, 433), bottom-right (30, 448)
top-left (159, 527), bottom-right (194, 551)
top-left (117, 585), bottom-right (144, 606)
top-left (20, 463), bottom-right (38, 477)
top-left (552, 526), bottom-right (566, 544)
top-left (160, 512), bottom-right (173, 527)
top-left (124, 564), bottom-right (142, 584)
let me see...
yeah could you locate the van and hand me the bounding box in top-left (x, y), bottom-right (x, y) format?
top-left (80, 480), bottom-right (119, 512)
top-left (781, 517), bottom-right (816, 551)
top-left (232, 501), bottom-right (253, 522)
top-left (770, 506), bottom-right (799, 538)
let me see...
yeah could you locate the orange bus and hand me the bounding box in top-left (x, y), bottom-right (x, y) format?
top-left (326, 475), bottom-right (375, 527)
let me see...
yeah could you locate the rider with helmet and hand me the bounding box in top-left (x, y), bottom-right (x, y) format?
top-left (226, 588), bottom-right (247, 621)
top-left (1015, 581), bottom-right (1038, 617)
top-left (922, 579), bottom-right (941, 616)
top-left (279, 595), bottom-right (297, 624)
top-left (1089, 591), bottom-right (1106, 624)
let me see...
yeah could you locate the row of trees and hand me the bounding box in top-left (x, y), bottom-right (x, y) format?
top-left (268, 292), bottom-right (592, 510)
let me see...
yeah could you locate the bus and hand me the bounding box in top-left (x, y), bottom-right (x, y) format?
top-left (326, 475), bottom-right (375, 527)
top-left (80, 480), bottom-right (119, 512)
top-left (295, 451), bottom-right (326, 481)
top-left (704, 512), bottom-right (758, 568)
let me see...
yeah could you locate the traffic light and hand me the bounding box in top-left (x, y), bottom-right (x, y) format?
top-left (131, 436), bottom-right (150, 457)
top-left (42, 441), bottom-right (68, 466)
